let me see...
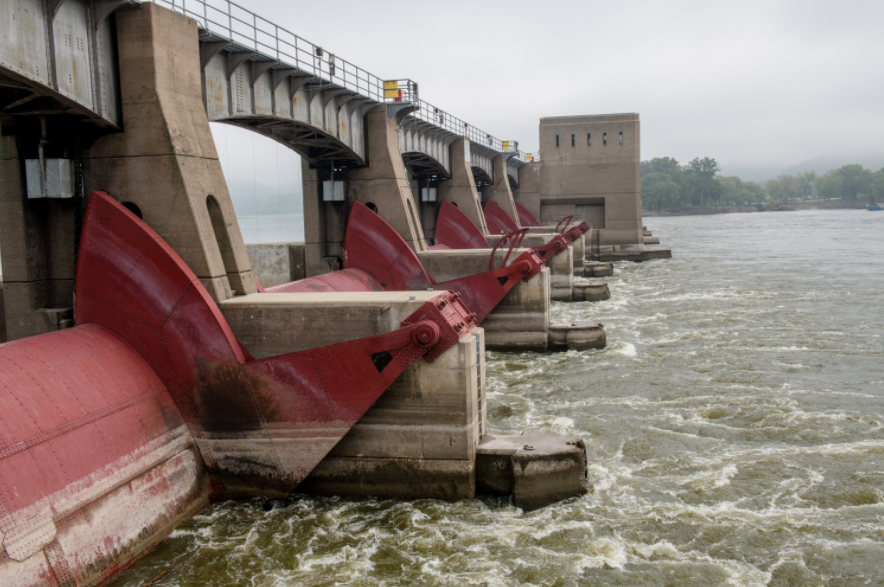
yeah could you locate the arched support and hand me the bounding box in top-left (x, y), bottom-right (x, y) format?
top-left (84, 2), bottom-right (257, 303)
top-left (438, 137), bottom-right (489, 236)
top-left (226, 51), bottom-right (258, 77)
top-left (483, 154), bottom-right (521, 227)
top-left (93, 0), bottom-right (141, 30)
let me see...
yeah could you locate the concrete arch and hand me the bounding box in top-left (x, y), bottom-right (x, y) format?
top-left (468, 142), bottom-right (495, 187)
top-left (216, 115), bottom-right (364, 166)
top-left (398, 119), bottom-right (456, 178)
top-left (202, 44), bottom-right (374, 167)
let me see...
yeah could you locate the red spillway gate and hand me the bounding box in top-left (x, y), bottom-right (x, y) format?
top-left (515, 201), bottom-right (540, 226)
top-left (483, 200), bottom-right (520, 235)
top-left (0, 192), bottom-right (478, 586)
top-left (433, 200), bottom-right (490, 250)
top-left (269, 202), bottom-right (543, 327)
top-left (434, 199), bottom-right (587, 266)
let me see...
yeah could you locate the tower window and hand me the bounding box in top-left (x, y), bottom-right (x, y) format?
top-left (603, 132), bottom-right (607, 146)
top-left (571, 134), bottom-right (575, 147)
top-left (587, 133), bottom-right (591, 146)
top-left (619, 131), bottom-right (623, 145)
top-left (556, 135), bottom-right (559, 147)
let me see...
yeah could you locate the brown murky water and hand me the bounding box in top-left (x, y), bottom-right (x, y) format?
top-left (111, 210), bottom-right (884, 587)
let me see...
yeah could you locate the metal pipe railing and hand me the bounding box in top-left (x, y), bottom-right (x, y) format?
top-left (153, 0), bottom-right (517, 154)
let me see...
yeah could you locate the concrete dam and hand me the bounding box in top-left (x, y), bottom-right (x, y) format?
top-left (0, 0), bottom-right (670, 584)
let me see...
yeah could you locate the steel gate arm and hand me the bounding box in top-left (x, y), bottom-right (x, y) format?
top-left (432, 251), bottom-right (543, 325)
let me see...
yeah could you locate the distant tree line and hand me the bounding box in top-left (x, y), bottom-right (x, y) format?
top-left (641, 157), bottom-right (884, 211)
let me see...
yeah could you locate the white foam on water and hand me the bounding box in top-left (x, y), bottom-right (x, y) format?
top-left (611, 342), bottom-right (637, 357)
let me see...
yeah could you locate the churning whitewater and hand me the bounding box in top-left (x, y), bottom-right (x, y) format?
top-left (110, 209), bottom-right (884, 587)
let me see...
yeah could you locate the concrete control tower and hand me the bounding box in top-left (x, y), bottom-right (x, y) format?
top-left (528, 113), bottom-right (669, 261)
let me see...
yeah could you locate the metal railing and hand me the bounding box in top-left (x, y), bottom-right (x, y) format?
top-left (158, 0), bottom-right (386, 100)
top-left (152, 0), bottom-right (515, 154)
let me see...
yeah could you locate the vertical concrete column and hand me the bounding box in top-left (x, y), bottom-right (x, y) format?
top-left (438, 137), bottom-right (489, 236)
top-left (348, 106), bottom-right (427, 253)
top-left (83, 3), bottom-right (256, 303)
top-left (0, 129), bottom-right (77, 341)
top-left (484, 154), bottom-right (521, 227)
top-left (303, 161), bottom-right (349, 277)
top-left (514, 162), bottom-right (542, 222)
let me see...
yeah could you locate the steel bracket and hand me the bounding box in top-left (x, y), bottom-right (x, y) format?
top-left (227, 51), bottom-right (258, 78)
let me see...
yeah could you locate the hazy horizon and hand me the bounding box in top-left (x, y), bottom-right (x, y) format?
top-left (211, 0), bottom-right (882, 191)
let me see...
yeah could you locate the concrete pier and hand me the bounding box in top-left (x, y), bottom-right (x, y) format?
top-left (573, 282), bottom-right (611, 302)
top-left (477, 431), bottom-right (588, 510)
top-left (437, 138), bottom-right (490, 236)
top-left (584, 261), bottom-right (614, 277)
top-left (219, 291), bottom-right (485, 500)
top-left (483, 154), bottom-right (521, 226)
top-left (535, 114), bottom-right (671, 262)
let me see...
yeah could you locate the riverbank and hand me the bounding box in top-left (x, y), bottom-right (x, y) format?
top-left (644, 199), bottom-right (870, 216)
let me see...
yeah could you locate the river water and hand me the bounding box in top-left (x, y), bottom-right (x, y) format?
top-left (111, 209), bottom-right (884, 587)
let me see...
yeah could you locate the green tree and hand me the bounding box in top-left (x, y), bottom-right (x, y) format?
top-left (719, 176), bottom-right (743, 206)
top-left (685, 157), bottom-right (721, 206)
top-left (642, 172), bottom-right (681, 211)
top-left (815, 170), bottom-right (842, 201)
top-left (766, 179), bottom-right (783, 203)
top-left (874, 168), bottom-right (884, 201)
top-left (641, 157), bottom-right (680, 177)
top-left (796, 171), bottom-right (816, 202)
top-left (777, 175), bottom-right (797, 202)
top-left (743, 181), bottom-right (766, 204)
top-left (838, 164), bottom-right (874, 199)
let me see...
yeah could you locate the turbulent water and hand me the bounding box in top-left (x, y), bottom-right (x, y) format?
top-left (111, 210), bottom-right (884, 587)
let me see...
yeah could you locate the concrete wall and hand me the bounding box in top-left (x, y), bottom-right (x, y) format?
top-left (538, 113), bottom-right (643, 258)
top-left (246, 242), bottom-right (306, 288)
top-left (218, 291), bottom-right (485, 500)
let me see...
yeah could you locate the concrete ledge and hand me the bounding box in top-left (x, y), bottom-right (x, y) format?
top-left (548, 321), bottom-right (606, 350)
top-left (643, 237), bottom-right (660, 245)
top-left (598, 248), bottom-right (672, 262)
top-left (583, 261), bottom-right (613, 277)
top-left (220, 291), bottom-right (440, 356)
top-left (572, 283), bottom-right (610, 302)
top-left (300, 457), bottom-right (475, 500)
top-left (476, 431), bottom-right (588, 511)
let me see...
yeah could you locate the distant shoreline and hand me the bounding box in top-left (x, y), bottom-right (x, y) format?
top-left (643, 201), bottom-right (870, 217)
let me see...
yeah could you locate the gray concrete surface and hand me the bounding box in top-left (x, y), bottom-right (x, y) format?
top-left (476, 431), bottom-right (588, 510)
top-left (219, 291), bottom-right (485, 500)
top-left (246, 243), bottom-right (306, 288)
top-left (548, 321), bottom-right (606, 351)
top-left (83, 2), bottom-right (258, 303)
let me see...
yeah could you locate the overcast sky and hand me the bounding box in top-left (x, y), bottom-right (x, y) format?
top-left (215, 0), bottom-right (884, 203)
